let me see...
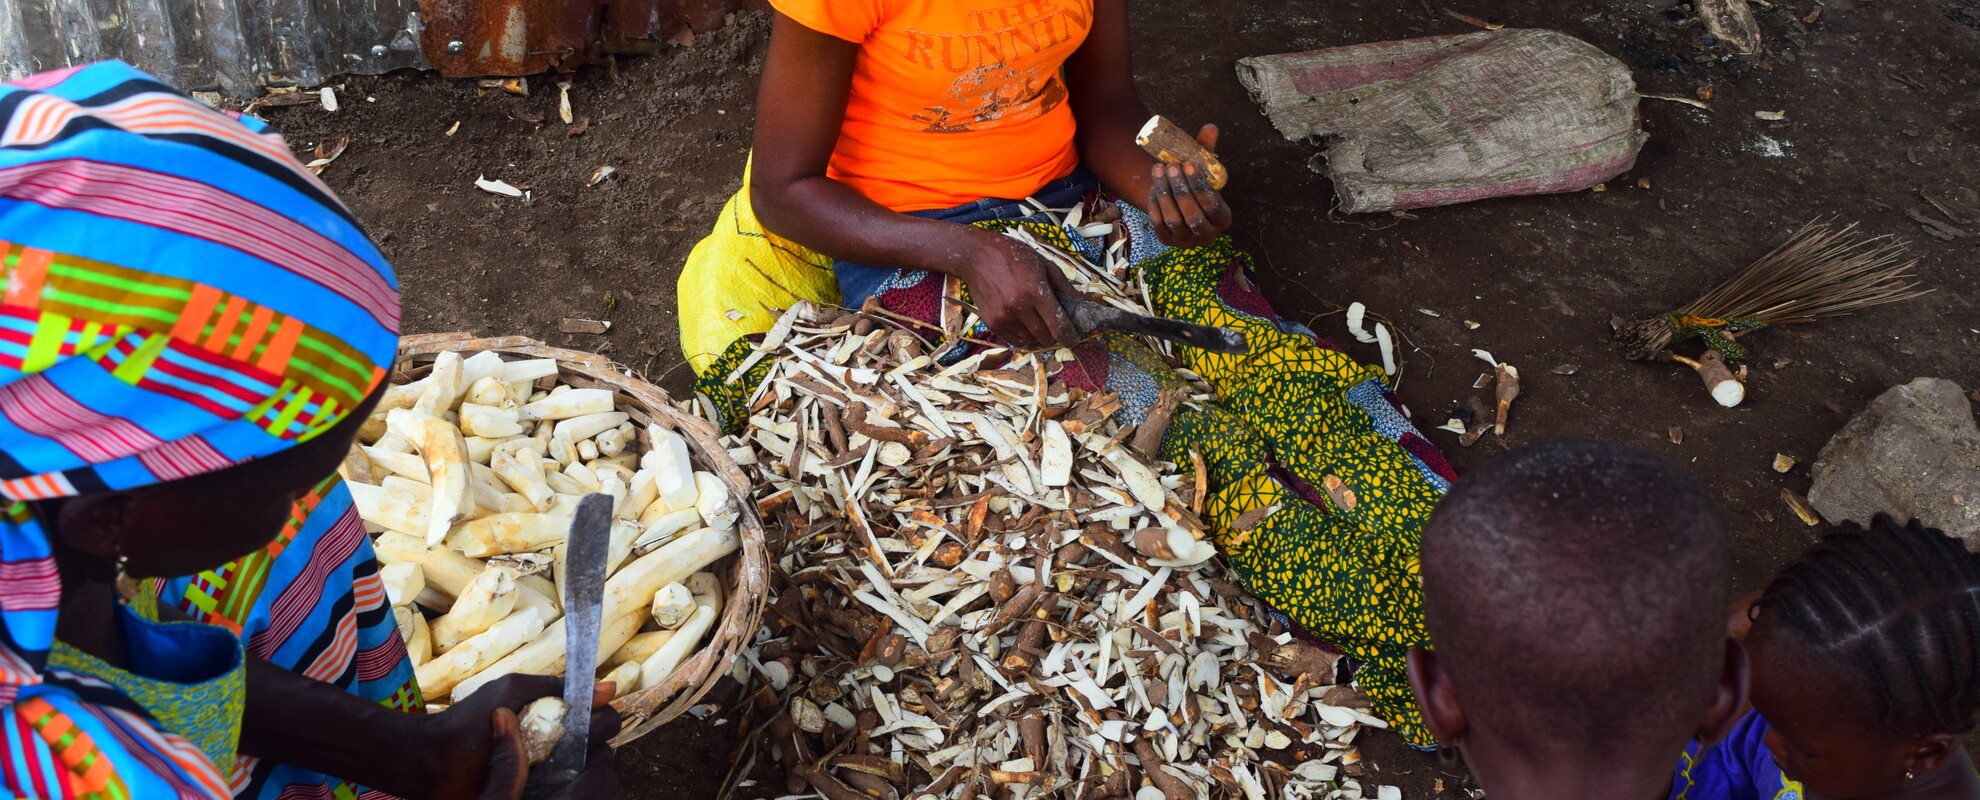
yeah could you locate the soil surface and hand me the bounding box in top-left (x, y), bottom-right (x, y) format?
top-left (262, 0), bottom-right (1979, 796)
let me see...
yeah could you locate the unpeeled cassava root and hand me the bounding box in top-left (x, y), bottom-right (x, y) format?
top-left (519, 697), bottom-right (568, 764)
top-left (347, 349), bottom-right (740, 706)
top-left (1669, 349), bottom-right (1747, 408)
top-left (1136, 114), bottom-right (1228, 190)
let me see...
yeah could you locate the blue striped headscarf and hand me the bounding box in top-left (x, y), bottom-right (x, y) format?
top-left (0, 61), bottom-right (400, 683)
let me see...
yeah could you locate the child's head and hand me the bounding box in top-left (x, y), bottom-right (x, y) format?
top-left (1409, 440), bottom-right (1748, 790)
top-left (1746, 515), bottom-right (1980, 797)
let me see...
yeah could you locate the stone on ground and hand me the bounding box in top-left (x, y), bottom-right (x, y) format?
top-left (1808, 377), bottom-right (1980, 548)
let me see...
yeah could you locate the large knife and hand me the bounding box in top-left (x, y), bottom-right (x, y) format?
top-left (1057, 294), bottom-right (1248, 355)
top-left (524, 493), bottom-right (614, 797)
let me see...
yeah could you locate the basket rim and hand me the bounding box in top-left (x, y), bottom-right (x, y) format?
top-left (390, 332), bottom-right (767, 745)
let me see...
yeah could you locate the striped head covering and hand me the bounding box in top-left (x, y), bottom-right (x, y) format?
top-left (0, 62), bottom-right (400, 680)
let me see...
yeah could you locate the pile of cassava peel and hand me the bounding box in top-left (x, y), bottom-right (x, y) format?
top-left (721, 212), bottom-right (1402, 800)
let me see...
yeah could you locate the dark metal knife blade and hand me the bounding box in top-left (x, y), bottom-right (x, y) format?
top-left (1058, 294), bottom-right (1248, 355)
top-left (525, 492), bottom-right (613, 797)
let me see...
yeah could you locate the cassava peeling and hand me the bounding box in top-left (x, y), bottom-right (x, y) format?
top-left (346, 349), bottom-right (742, 707)
top-left (718, 203), bottom-right (1400, 800)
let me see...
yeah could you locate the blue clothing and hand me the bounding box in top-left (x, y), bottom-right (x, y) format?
top-left (155, 474), bottom-right (420, 800)
top-left (832, 167), bottom-right (1101, 306)
top-left (1672, 711), bottom-right (1805, 800)
top-left (0, 61), bottom-right (404, 800)
top-left (6, 601), bottom-right (245, 799)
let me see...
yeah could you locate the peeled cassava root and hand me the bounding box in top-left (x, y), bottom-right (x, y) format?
top-left (448, 527), bottom-right (738, 703)
top-left (348, 349), bottom-right (739, 707)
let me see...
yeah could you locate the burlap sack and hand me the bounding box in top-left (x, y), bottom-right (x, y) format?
top-left (1237, 29), bottom-right (1647, 213)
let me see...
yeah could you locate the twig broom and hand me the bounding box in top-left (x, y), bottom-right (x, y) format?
top-left (1613, 218), bottom-right (1932, 404)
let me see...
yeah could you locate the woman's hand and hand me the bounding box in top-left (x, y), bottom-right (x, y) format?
top-left (423, 675), bottom-right (623, 800)
top-left (1144, 124), bottom-right (1232, 249)
top-left (475, 683), bottom-right (621, 800)
top-left (473, 685), bottom-right (617, 800)
top-left (1066, 0), bottom-right (1236, 248)
top-left (477, 709), bottom-right (533, 800)
top-left (952, 226), bottom-right (1079, 350)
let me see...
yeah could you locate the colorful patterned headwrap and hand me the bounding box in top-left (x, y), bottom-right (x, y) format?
top-left (0, 62), bottom-right (400, 678)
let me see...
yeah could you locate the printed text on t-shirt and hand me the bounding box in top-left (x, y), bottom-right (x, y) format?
top-left (900, 0), bottom-right (1091, 73)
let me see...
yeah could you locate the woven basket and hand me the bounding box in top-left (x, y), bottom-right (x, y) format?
top-left (390, 333), bottom-right (767, 745)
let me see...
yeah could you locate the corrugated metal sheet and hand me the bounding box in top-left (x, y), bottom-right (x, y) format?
top-left (0, 0), bottom-right (744, 96)
top-left (420, 0), bottom-right (597, 77)
top-left (0, 0), bottom-right (429, 94)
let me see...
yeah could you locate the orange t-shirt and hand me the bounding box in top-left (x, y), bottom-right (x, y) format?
top-left (771, 0), bottom-right (1092, 212)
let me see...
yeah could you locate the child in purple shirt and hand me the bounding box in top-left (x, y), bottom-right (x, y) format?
top-left (1671, 516), bottom-right (1980, 800)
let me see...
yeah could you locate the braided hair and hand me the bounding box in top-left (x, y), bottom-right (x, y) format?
top-left (1758, 514), bottom-right (1980, 738)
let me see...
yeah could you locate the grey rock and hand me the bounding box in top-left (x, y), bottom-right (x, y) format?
top-left (1808, 378), bottom-right (1980, 547)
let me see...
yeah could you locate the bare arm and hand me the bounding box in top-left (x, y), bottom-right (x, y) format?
top-left (748, 12), bottom-right (1073, 348)
top-left (238, 661), bottom-right (619, 800)
top-left (144, 595), bottom-right (606, 800)
top-left (1063, 0), bottom-right (1231, 247)
top-left (747, 13), bottom-right (960, 279)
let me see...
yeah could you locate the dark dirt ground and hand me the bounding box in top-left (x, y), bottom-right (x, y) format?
top-left (262, 0), bottom-right (1979, 796)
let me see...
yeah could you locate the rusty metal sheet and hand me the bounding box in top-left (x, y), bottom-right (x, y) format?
top-left (600, 0), bottom-right (682, 53)
top-left (424, 0), bottom-right (744, 75)
top-left (420, 0), bottom-right (596, 76)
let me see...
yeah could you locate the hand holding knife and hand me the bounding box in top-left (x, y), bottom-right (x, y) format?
top-left (1055, 293), bottom-right (1247, 355)
top-left (515, 493), bottom-right (614, 800)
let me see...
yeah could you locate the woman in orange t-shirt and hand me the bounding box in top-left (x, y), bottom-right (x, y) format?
top-left (679, 1), bottom-right (1457, 749)
top-left (748, 0), bottom-right (1227, 348)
